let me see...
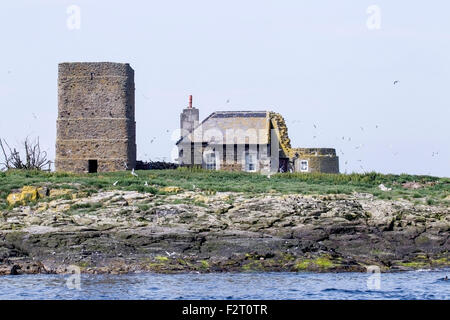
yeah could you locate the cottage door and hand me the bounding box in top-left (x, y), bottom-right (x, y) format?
top-left (279, 158), bottom-right (288, 173)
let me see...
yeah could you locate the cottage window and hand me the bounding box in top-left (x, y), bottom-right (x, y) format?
top-left (300, 160), bottom-right (308, 172)
top-left (204, 151), bottom-right (216, 170)
top-left (245, 152), bottom-right (257, 172)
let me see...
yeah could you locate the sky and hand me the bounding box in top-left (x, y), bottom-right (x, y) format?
top-left (0, 0), bottom-right (449, 177)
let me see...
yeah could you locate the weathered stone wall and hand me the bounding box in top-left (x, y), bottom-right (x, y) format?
top-left (56, 62), bottom-right (136, 173)
top-left (55, 159), bottom-right (129, 173)
top-left (56, 119), bottom-right (134, 140)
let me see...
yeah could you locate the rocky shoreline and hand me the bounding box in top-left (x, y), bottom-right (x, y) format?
top-left (0, 189), bottom-right (448, 275)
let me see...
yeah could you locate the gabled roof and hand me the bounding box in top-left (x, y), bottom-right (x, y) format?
top-left (176, 111), bottom-right (271, 145)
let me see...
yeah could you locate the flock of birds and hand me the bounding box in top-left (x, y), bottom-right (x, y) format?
top-left (138, 79), bottom-right (440, 175)
top-left (138, 80), bottom-right (407, 174)
top-left (5, 74), bottom-right (441, 176)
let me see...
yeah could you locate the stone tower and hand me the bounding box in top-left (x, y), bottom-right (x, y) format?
top-left (56, 62), bottom-right (136, 173)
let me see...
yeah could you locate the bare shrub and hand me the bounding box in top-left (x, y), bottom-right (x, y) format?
top-left (0, 137), bottom-right (51, 171)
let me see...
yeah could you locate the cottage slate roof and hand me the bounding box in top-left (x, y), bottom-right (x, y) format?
top-left (176, 111), bottom-right (271, 145)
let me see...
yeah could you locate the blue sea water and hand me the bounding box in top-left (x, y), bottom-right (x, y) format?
top-left (0, 270), bottom-right (448, 300)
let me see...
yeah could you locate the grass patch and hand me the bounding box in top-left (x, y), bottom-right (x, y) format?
top-left (397, 261), bottom-right (430, 268)
top-left (294, 256), bottom-right (337, 271)
top-left (0, 169), bottom-right (448, 205)
top-left (155, 255), bottom-right (169, 262)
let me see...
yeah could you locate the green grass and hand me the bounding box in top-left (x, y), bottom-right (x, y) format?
top-left (0, 169), bottom-right (448, 207)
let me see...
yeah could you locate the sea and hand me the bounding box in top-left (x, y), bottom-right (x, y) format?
top-left (0, 269), bottom-right (448, 300)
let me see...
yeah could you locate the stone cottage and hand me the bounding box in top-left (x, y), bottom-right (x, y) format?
top-left (176, 97), bottom-right (339, 174)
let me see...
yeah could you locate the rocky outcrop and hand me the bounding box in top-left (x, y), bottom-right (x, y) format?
top-left (0, 190), bottom-right (448, 275)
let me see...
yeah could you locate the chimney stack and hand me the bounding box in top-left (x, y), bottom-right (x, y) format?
top-left (180, 95), bottom-right (199, 137)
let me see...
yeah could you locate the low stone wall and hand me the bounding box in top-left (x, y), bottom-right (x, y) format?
top-left (221, 162), bottom-right (243, 172)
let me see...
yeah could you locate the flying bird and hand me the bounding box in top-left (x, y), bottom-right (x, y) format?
top-left (226, 99), bottom-right (230, 103)
top-left (394, 80), bottom-right (399, 85)
top-left (139, 89), bottom-right (150, 100)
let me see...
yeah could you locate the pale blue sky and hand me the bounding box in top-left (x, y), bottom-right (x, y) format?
top-left (0, 0), bottom-right (449, 176)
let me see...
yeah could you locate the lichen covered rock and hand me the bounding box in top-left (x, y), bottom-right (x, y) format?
top-left (160, 186), bottom-right (182, 193)
top-left (6, 186), bottom-right (47, 206)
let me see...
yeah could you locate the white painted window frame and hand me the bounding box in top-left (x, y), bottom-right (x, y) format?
top-left (300, 159), bottom-right (309, 172)
top-left (203, 149), bottom-right (219, 170)
top-left (243, 150), bottom-right (258, 172)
